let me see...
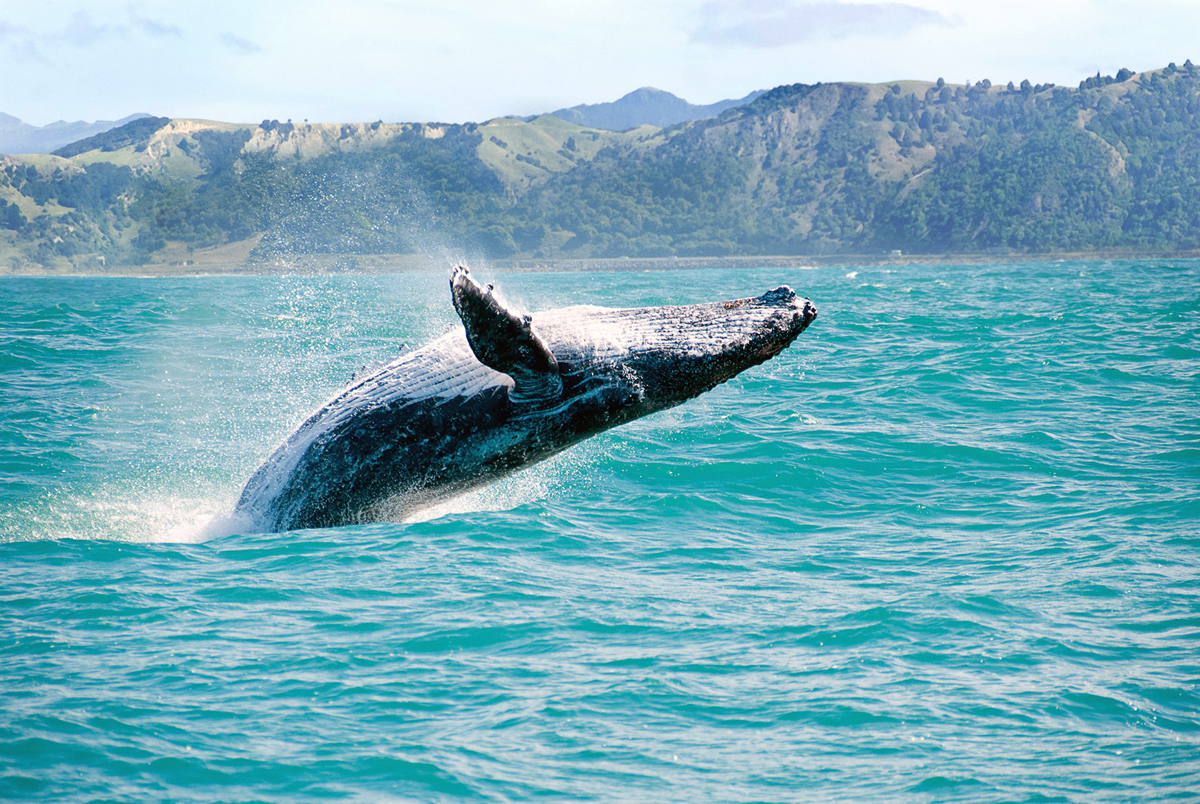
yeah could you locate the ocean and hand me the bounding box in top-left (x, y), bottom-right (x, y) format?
top-left (1, 260), bottom-right (1197, 801)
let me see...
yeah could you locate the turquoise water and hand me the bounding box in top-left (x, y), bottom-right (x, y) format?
top-left (1, 261), bottom-right (1197, 801)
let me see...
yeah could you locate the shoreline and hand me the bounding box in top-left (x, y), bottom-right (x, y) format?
top-left (3, 250), bottom-right (1199, 278)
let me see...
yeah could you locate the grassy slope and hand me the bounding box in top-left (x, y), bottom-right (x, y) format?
top-left (477, 116), bottom-right (664, 191)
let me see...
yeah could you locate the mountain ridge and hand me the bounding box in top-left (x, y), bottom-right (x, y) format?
top-left (2, 64), bottom-right (1198, 272)
top-left (537, 86), bottom-right (766, 131)
top-left (0, 113), bottom-right (153, 155)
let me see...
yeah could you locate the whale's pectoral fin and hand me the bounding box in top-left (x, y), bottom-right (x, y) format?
top-left (451, 265), bottom-right (563, 402)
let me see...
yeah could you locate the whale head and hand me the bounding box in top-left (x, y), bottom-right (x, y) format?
top-left (451, 264), bottom-right (816, 435)
top-left (629, 286), bottom-right (816, 411)
top-left (533, 286), bottom-right (817, 419)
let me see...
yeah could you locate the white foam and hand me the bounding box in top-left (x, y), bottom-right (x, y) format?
top-left (6, 490), bottom-right (238, 545)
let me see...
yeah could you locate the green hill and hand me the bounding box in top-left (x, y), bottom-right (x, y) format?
top-left (3, 63), bottom-right (1200, 272)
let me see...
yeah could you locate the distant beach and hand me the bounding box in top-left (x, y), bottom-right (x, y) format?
top-left (6, 250), bottom-right (1200, 278)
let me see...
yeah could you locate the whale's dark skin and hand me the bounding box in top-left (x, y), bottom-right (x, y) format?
top-left (234, 266), bottom-right (817, 532)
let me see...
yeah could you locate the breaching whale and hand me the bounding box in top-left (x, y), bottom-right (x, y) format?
top-left (234, 266), bottom-right (817, 532)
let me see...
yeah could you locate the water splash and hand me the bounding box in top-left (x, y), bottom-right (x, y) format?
top-left (3, 486), bottom-right (236, 544)
top-left (402, 446), bottom-right (596, 524)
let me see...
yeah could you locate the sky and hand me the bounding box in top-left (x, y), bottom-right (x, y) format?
top-left (1, 0), bottom-right (1196, 125)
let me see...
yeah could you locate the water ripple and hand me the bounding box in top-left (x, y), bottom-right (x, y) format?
top-left (1, 262), bottom-right (1198, 801)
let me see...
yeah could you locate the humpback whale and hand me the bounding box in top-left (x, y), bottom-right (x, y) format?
top-left (235, 266), bottom-right (817, 532)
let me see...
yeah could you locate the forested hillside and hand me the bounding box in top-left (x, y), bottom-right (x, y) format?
top-left (2, 63), bottom-right (1199, 271)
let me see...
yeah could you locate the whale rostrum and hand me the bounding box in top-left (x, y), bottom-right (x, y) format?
top-left (234, 266), bottom-right (817, 532)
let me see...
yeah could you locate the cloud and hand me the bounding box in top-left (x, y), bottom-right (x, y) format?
top-left (62, 10), bottom-right (108, 47)
top-left (131, 15), bottom-right (182, 38)
top-left (0, 8), bottom-right (183, 59)
top-left (220, 33), bottom-right (262, 55)
top-left (692, 0), bottom-right (953, 47)
top-left (0, 20), bottom-right (45, 60)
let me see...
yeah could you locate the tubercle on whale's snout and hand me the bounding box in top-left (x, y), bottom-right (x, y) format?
top-left (759, 285), bottom-right (797, 305)
top-left (758, 286), bottom-right (817, 335)
top-left (796, 297), bottom-right (818, 333)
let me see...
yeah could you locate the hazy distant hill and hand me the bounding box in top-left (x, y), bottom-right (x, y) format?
top-left (51, 117), bottom-right (172, 158)
top-left (0, 112), bottom-right (152, 155)
top-left (540, 87), bottom-right (766, 131)
top-left (4, 63), bottom-right (1200, 271)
